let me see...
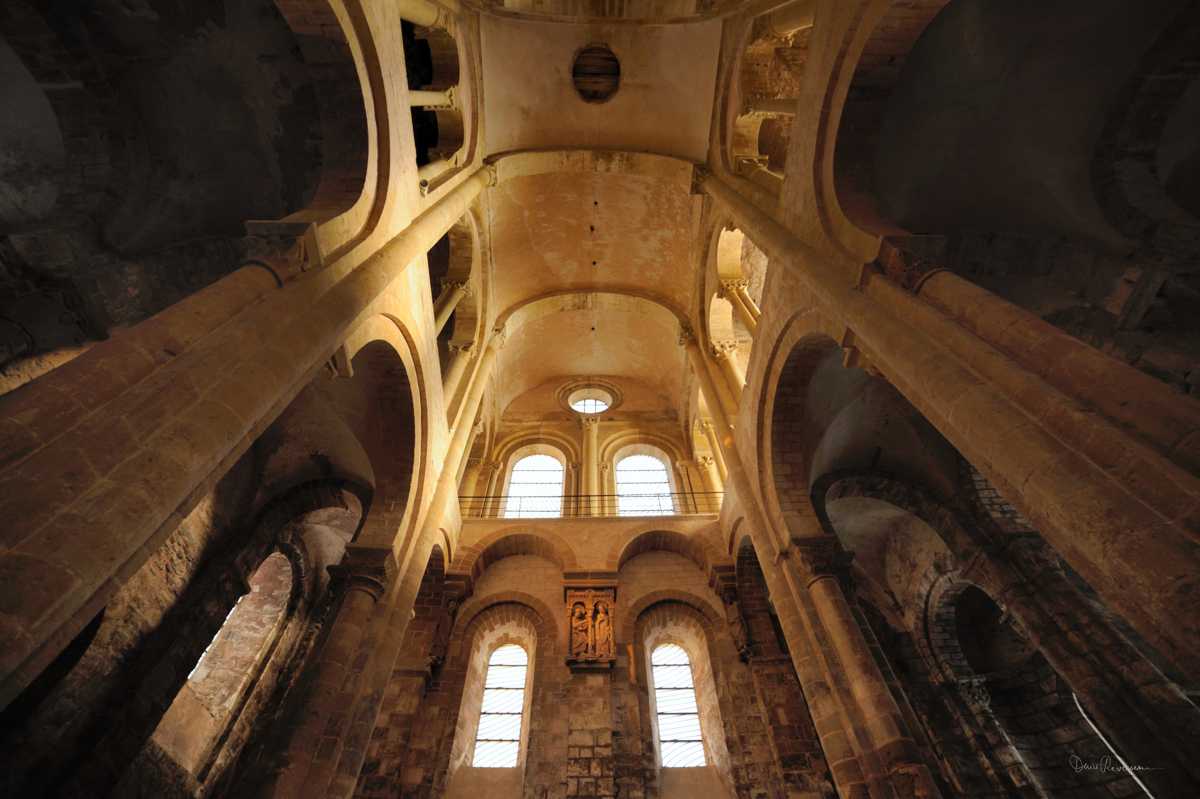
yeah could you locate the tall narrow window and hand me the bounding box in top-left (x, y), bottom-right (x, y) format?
top-left (504, 455), bottom-right (563, 518)
top-left (473, 644), bottom-right (528, 767)
top-left (651, 644), bottom-right (706, 767)
top-left (616, 454), bottom-right (673, 516)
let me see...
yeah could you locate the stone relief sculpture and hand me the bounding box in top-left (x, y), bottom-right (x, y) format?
top-left (565, 588), bottom-right (617, 670)
top-left (722, 587), bottom-right (751, 662)
top-left (571, 601), bottom-right (591, 656)
top-left (427, 597), bottom-right (460, 674)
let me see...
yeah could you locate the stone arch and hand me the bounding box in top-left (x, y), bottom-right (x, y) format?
top-left (338, 317), bottom-right (430, 549)
top-left (493, 431), bottom-right (580, 471)
top-left (620, 592), bottom-right (726, 649)
top-left (1090, 1), bottom-right (1200, 258)
top-left (758, 320), bottom-right (843, 542)
top-left (830, 0), bottom-right (954, 239)
top-left (452, 528), bottom-right (580, 589)
top-left (266, 0), bottom-right (373, 227)
top-left (612, 528), bottom-right (730, 581)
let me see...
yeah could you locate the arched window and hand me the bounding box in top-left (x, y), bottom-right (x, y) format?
top-left (472, 644), bottom-right (529, 767)
top-left (151, 553), bottom-right (293, 776)
top-left (650, 644), bottom-right (706, 767)
top-left (504, 454), bottom-right (563, 518)
top-left (616, 454), bottom-right (673, 516)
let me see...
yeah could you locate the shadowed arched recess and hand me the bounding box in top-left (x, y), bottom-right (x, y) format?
top-left (452, 529), bottom-right (580, 586)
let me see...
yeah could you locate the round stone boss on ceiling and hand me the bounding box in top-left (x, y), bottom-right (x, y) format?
top-left (557, 378), bottom-right (625, 414)
top-left (572, 45), bottom-right (620, 103)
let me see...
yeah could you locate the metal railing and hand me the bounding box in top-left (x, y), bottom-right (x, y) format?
top-left (459, 492), bottom-right (723, 519)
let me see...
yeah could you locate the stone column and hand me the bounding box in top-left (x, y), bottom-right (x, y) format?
top-left (255, 547), bottom-right (395, 799)
top-left (915, 270), bottom-right (1200, 476)
top-left (418, 158), bottom-right (451, 196)
top-left (455, 419), bottom-right (485, 485)
top-left (483, 460), bottom-right (504, 518)
top-left (433, 280), bottom-right (471, 335)
top-left (599, 461), bottom-right (614, 516)
top-left (394, 0), bottom-right (448, 27)
top-left (680, 325), bottom-right (736, 442)
top-left (700, 168), bottom-right (1200, 681)
top-left (0, 164), bottom-right (496, 707)
top-left (794, 539), bottom-right (943, 799)
top-left (711, 341), bottom-right (745, 403)
top-left (700, 418), bottom-right (729, 485)
top-left (567, 461), bottom-right (581, 516)
top-left (408, 89), bottom-right (454, 108)
top-left (459, 457), bottom-right (483, 497)
top-left (720, 278), bottom-right (759, 334)
top-left (441, 342), bottom-right (474, 403)
top-left (582, 417), bottom-right (600, 515)
top-left (696, 456), bottom-right (724, 504)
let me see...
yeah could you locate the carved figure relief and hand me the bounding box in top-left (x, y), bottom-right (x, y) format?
top-left (571, 601), bottom-right (591, 656)
top-left (565, 588), bottom-right (617, 670)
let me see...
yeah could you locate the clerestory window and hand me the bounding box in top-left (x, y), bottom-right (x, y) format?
top-left (503, 454), bottom-right (563, 518)
top-left (472, 644), bottom-right (528, 768)
top-left (650, 644), bottom-right (706, 767)
top-left (616, 454), bottom-right (673, 516)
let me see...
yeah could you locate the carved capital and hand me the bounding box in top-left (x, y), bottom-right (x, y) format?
top-left (958, 676), bottom-right (991, 711)
top-left (441, 279), bottom-right (473, 298)
top-left (599, 461), bottom-right (611, 475)
top-left (490, 325), bottom-right (507, 351)
top-left (699, 419), bottom-right (715, 434)
top-left (678, 324), bottom-right (697, 348)
top-left (464, 457), bottom-right (483, 472)
top-left (711, 340), bottom-right (740, 362)
top-left (719, 278), bottom-right (749, 298)
top-left (243, 220), bottom-right (319, 283)
top-left (697, 455), bottom-right (717, 471)
top-left (792, 537), bottom-right (854, 582)
top-left (472, 418), bottom-right (486, 435)
top-left (329, 546), bottom-right (396, 602)
top-left (580, 416), bottom-right (599, 429)
top-left (567, 461), bottom-right (580, 474)
top-left (481, 161), bottom-right (500, 187)
top-left (485, 459), bottom-right (503, 472)
top-left (449, 341), bottom-right (475, 359)
top-left (690, 165), bottom-right (713, 196)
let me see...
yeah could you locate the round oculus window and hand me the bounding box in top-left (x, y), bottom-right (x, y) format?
top-left (568, 387), bottom-right (613, 414)
top-left (572, 45), bottom-right (619, 103)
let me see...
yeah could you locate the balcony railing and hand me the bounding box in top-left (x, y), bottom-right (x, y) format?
top-left (458, 492), bottom-right (723, 519)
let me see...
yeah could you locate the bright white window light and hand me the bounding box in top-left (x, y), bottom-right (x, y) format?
top-left (651, 644), bottom-right (706, 767)
top-left (571, 397), bottom-right (609, 413)
top-left (472, 644), bottom-right (528, 767)
top-left (616, 455), bottom-right (673, 516)
top-left (504, 455), bottom-right (563, 518)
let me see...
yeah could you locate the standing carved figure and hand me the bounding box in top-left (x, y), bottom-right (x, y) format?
top-left (593, 601), bottom-right (614, 656)
top-left (427, 597), bottom-right (459, 673)
top-left (723, 588), bottom-right (751, 662)
top-left (571, 602), bottom-right (592, 655)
